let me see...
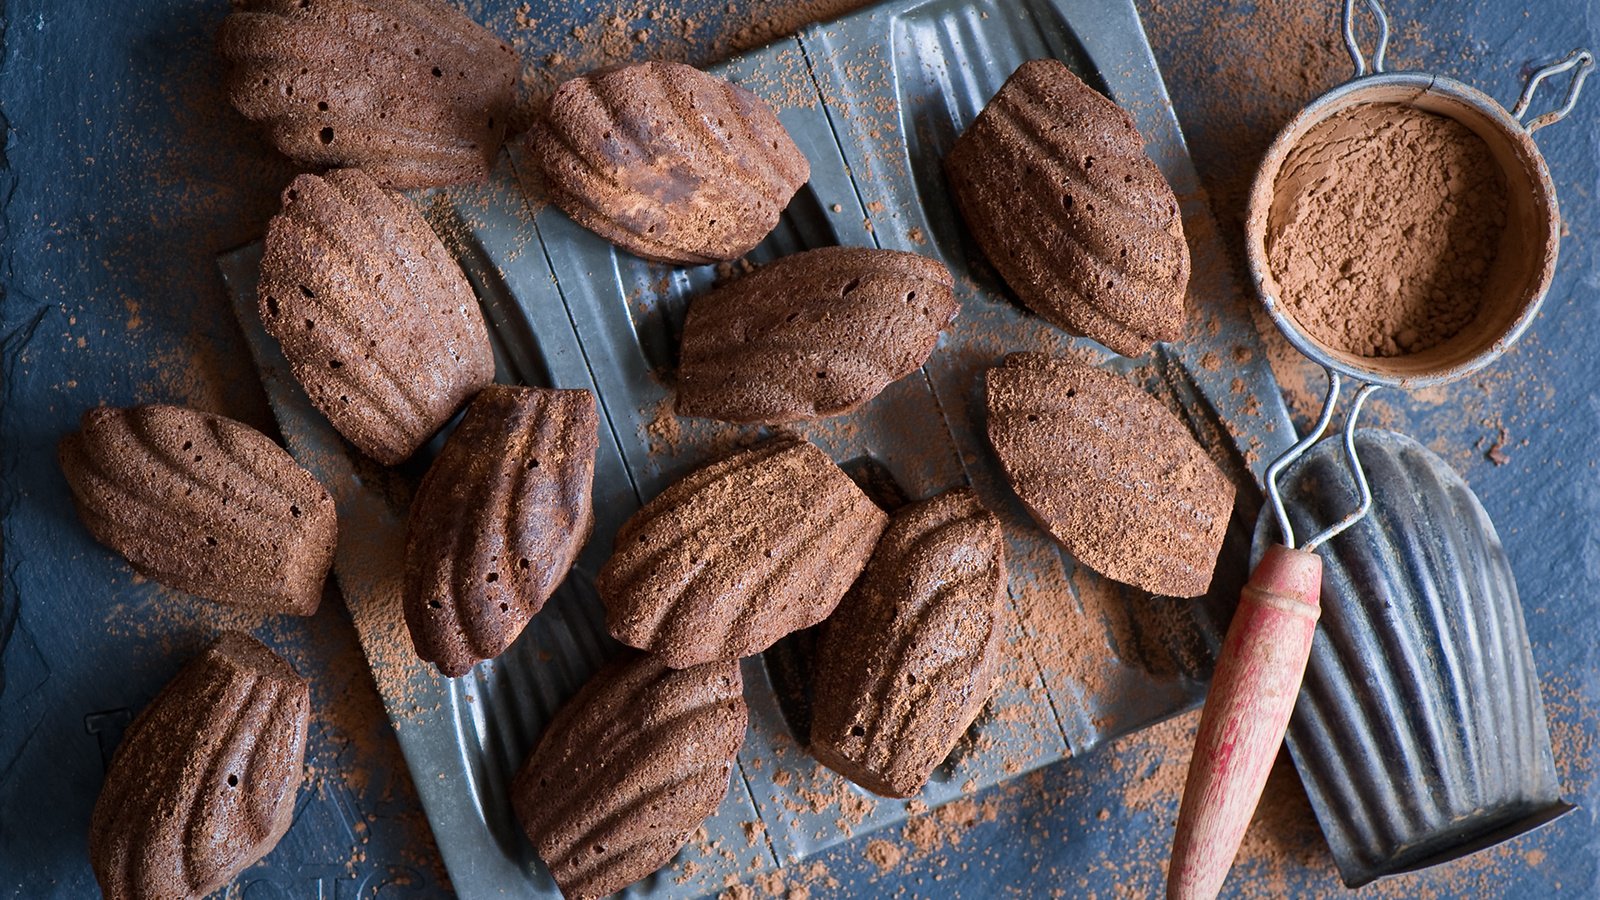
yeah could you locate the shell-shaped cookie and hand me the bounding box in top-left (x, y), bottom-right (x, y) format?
top-left (532, 61), bottom-right (810, 264)
top-left (259, 168), bottom-right (495, 465)
top-left (58, 405), bottom-right (336, 615)
top-left (809, 487), bottom-right (1007, 798)
top-left (512, 652), bottom-right (745, 900)
top-left (985, 353), bottom-right (1234, 597)
top-left (218, 0), bottom-right (519, 189)
top-left (90, 633), bottom-right (310, 900)
top-left (598, 437), bottom-right (886, 668)
top-left (946, 59), bottom-right (1190, 357)
top-left (676, 247), bottom-right (958, 424)
top-left (403, 385), bottom-right (599, 677)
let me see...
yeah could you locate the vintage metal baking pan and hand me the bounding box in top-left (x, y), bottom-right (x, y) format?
top-left (217, 0), bottom-right (1293, 894)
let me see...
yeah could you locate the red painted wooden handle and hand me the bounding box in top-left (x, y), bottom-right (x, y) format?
top-left (1167, 544), bottom-right (1323, 900)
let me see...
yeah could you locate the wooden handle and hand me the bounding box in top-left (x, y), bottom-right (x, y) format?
top-left (1167, 544), bottom-right (1323, 900)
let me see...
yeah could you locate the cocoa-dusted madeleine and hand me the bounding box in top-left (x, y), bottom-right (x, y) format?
top-left (259, 168), bottom-right (495, 465)
top-left (599, 436), bottom-right (886, 668)
top-left (810, 487), bottom-right (1007, 798)
top-left (58, 404), bottom-right (335, 615)
top-left (532, 61), bottom-right (810, 264)
top-left (90, 633), bottom-right (310, 900)
top-left (676, 246), bottom-right (958, 424)
top-left (218, 0), bottom-right (518, 189)
top-left (404, 385), bottom-right (599, 677)
top-left (513, 652), bottom-right (745, 900)
top-left (946, 59), bottom-right (1189, 357)
top-left (985, 353), bottom-right (1234, 597)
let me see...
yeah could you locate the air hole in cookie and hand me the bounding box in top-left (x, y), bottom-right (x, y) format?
top-left (1084, 156), bottom-right (1095, 170)
top-left (183, 440), bottom-right (193, 451)
top-left (205, 536), bottom-right (218, 547)
top-left (228, 774), bottom-right (238, 787)
top-left (432, 67), bottom-right (443, 77)
top-left (319, 126), bottom-right (335, 144)
top-left (194, 455), bottom-right (203, 462)
top-left (1026, 414), bottom-right (1039, 422)
top-left (527, 459), bottom-right (540, 469)
top-left (265, 295), bottom-right (280, 316)
top-left (850, 725), bottom-right (865, 737)
top-left (284, 84), bottom-right (294, 97)
top-left (518, 558), bottom-right (529, 569)
top-left (840, 278), bottom-right (861, 295)
top-left (594, 845), bottom-right (606, 855)
top-left (500, 602), bottom-right (509, 612)
top-left (290, 505), bottom-right (302, 517)
top-left (300, 284), bottom-right (315, 298)
top-left (329, 359), bottom-right (343, 369)
top-left (906, 673), bottom-right (918, 684)
top-left (1062, 195), bottom-right (1074, 210)
top-left (317, 101), bottom-right (329, 112)
top-left (429, 599), bottom-right (442, 609)
top-left (816, 371), bottom-right (827, 379)
top-left (1066, 389), bottom-right (1076, 398)
top-left (305, 319), bottom-right (315, 330)
top-left (486, 572), bottom-right (499, 583)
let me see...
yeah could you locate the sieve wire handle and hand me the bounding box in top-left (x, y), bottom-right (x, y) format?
top-left (1264, 366), bottom-right (1380, 552)
top-left (1343, 0), bottom-right (1390, 77)
top-left (1513, 49), bottom-right (1595, 134)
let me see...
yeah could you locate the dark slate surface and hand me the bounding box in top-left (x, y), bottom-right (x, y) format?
top-left (2, 0), bottom-right (1596, 897)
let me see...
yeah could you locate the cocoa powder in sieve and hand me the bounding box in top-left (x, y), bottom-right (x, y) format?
top-left (1266, 102), bottom-right (1508, 357)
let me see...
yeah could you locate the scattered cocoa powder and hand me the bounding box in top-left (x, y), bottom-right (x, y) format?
top-left (1266, 103), bottom-right (1508, 357)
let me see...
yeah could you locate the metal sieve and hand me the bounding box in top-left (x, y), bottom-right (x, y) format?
top-left (1169, 2), bottom-right (1592, 898)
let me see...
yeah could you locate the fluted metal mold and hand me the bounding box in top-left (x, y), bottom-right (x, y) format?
top-left (945, 58), bottom-right (1189, 357)
top-left (676, 246), bottom-right (958, 424)
top-left (1253, 430), bottom-right (1571, 887)
top-left (89, 633), bottom-right (311, 900)
top-left (512, 652), bottom-right (746, 900)
top-left (404, 385), bottom-right (600, 677)
top-left (218, 0), bottom-right (518, 189)
top-left (532, 61), bottom-right (811, 265)
top-left (598, 437), bottom-right (887, 668)
top-left (809, 487), bottom-right (1007, 798)
top-left (986, 353), bottom-right (1236, 597)
top-left (58, 404), bottom-right (337, 615)
top-left (259, 168), bottom-right (495, 465)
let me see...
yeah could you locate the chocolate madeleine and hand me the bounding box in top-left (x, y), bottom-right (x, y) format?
top-left (90, 633), bottom-right (310, 900)
top-left (513, 652), bottom-right (745, 900)
top-left (259, 168), bottom-right (495, 465)
top-left (810, 487), bottom-right (1007, 798)
top-left (676, 247), bottom-right (958, 424)
top-left (599, 437), bottom-right (886, 668)
top-left (219, 0), bottom-right (518, 189)
top-left (985, 353), bottom-right (1234, 597)
top-left (58, 404), bottom-right (336, 615)
top-left (404, 385), bottom-right (599, 677)
top-left (532, 61), bottom-right (810, 264)
top-left (946, 59), bottom-right (1189, 357)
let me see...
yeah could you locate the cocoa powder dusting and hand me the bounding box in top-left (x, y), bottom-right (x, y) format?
top-left (1266, 103), bottom-right (1508, 357)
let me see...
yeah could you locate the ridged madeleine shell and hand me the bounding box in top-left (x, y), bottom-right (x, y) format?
top-left (403, 385), bottom-right (599, 677)
top-left (58, 404), bottom-right (336, 615)
top-left (532, 61), bottom-right (810, 264)
top-left (218, 0), bottom-right (519, 189)
top-left (809, 487), bottom-right (1006, 798)
top-left (90, 633), bottom-right (310, 900)
top-left (985, 353), bottom-right (1233, 597)
top-left (676, 247), bottom-right (958, 424)
top-left (259, 168), bottom-right (495, 465)
top-left (946, 59), bottom-right (1189, 357)
top-left (512, 652), bottom-right (746, 900)
top-left (598, 437), bottom-right (887, 668)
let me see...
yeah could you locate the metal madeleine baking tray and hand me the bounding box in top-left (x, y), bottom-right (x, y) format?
top-left (217, 0), bottom-right (1294, 895)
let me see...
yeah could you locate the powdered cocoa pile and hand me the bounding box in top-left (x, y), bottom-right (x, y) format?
top-left (1266, 102), bottom-right (1508, 357)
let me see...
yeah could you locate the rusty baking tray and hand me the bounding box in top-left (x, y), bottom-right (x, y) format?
top-left (217, 0), bottom-right (1293, 895)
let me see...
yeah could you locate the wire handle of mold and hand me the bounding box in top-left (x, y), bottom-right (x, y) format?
top-left (1343, 0), bottom-right (1390, 77)
top-left (1513, 49), bottom-right (1595, 134)
top-left (1265, 367), bottom-right (1379, 552)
